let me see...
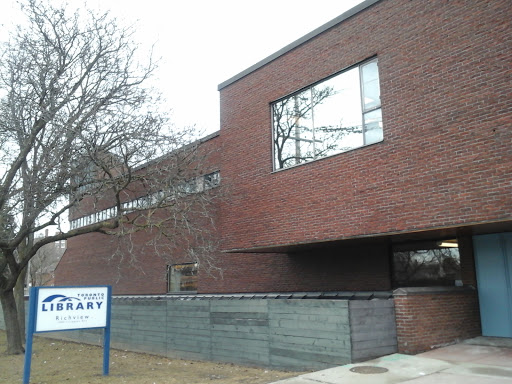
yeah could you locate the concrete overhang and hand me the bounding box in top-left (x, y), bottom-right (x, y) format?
top-left (223, 219), bottom-right (512, 254)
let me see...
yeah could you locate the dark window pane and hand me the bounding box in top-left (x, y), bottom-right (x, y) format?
top-left (393, 248), bottom-right (461, 287)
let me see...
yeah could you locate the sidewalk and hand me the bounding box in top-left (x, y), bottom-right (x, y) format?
top-left (271, 338), bottom-right (512, 384)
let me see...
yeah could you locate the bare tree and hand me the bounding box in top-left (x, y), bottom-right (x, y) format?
top-left (0, 0), bottom-right (217, 354)
top-left (273, 85), bottom-right (363, 169)
top-left (27, 233), bottom-right (65, 287)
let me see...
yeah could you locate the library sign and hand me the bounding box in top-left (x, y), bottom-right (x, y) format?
top-left (24, 286), bottom-right (112, 384)
top-left (36, 286), bottom-right (109, 331)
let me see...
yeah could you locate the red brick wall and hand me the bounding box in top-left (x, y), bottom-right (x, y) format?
top-left (394, 288), bottom-right (481, 354)
top-left (218, 0), bottom-right (512, 252)
top-left (199, 243), bottom-right (391, 293)
top-left (55, 231), bottom-right (165, 294)
top-left (56, 134), bottom-right (221, 295)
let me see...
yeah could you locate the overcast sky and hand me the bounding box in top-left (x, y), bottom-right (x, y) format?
top-left (0, 0), bottom-right (364, 135)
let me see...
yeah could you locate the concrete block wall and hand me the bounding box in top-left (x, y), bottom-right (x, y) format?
top-left (1, 297), bottom-right (397, 370)
top-left (349, 300), bottom-right (397, 361)
top-left (268, 300), bottom-right (352, 369)
top-left (167, 300), bottom-right (211, 360)
top-left (210, 300), bottom-right (271, 366)
top-left (394, 287), bottom-right (481, 354)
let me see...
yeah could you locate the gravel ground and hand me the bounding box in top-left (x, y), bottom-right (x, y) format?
top-left (0, 331), bottom-right (302, 383)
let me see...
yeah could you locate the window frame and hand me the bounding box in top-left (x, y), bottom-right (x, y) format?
top-left (167, 262), bottom-right (199, 294)
top-left (203, 170), bottom-right (221, 190)
top-left (391, 240), bottom-right (462, 288)
top-left (271, 57), bottom-right (382, 171)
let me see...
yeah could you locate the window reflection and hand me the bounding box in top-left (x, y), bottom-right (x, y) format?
top-left (361, 60), bottom-right (381, 111)
top-left (364, 108), bottom-right (383, 145)
top-left (273, 58), bottom-right (382, 170)
top-left (168, 263), bottom-right (198, 292)
top-left (393, 247), bottom-right (461, 287)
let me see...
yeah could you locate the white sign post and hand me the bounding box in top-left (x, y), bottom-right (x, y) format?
top-left (23, 286), bottom-right (112, 384)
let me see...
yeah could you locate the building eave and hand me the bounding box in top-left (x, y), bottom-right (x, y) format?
top-left (217, 0), bottom-right (382, 91)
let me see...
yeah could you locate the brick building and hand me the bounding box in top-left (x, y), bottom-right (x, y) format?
top-left (56, 132), bottom-right (222, 294)
top-left (56, 0), bottom-right (512, 356)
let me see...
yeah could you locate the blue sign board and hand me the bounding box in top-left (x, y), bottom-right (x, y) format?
top-left (23, 286), bottom-right (112, 384)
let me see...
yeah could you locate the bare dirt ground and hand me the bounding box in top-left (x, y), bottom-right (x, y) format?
top-left (0, 331), bottom-right (302, 384)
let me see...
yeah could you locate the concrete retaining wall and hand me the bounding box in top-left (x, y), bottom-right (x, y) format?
top-left (349, 300), bottom-right (398, 362)
top-left (0, 297), bottom-right (397, 370)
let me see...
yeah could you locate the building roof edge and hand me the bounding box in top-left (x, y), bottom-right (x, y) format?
top-left (217, 0), bottom-right (382, 91)
top-left (133, 130), bottom-right (220, 172)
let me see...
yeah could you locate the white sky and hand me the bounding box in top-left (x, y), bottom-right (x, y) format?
top-left (0, 0), bottom-right (364, 135)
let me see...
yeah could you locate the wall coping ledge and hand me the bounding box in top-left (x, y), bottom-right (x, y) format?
top-left (393, 286), bottom-right (476, 296)
top-left (112, 291), bottom-right (394, 301)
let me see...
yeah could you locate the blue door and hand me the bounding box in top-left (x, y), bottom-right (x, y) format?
top-left (473, 233), bottom-right (512, 337)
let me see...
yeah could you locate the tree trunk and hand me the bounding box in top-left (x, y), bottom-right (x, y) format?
top-left (15, 233), bottom-right (33, 342)
top-left (0, 288), bottom-right (25, 354)
top-left (14, 267), bottom-right (27, 338)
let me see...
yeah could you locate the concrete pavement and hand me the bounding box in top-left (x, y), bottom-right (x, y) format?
top-left (271, 338), bottom-right (512, 384)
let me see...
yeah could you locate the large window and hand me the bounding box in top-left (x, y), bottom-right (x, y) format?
top-left (272, 58), bottom-right (382, 170)
top-left (167, 262), bottom-right (198, 293)
top-left (392, 240), bottom-right (461, 288)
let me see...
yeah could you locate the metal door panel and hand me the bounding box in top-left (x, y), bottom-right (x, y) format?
top-left (473, 233), bottom-right (512, 337)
